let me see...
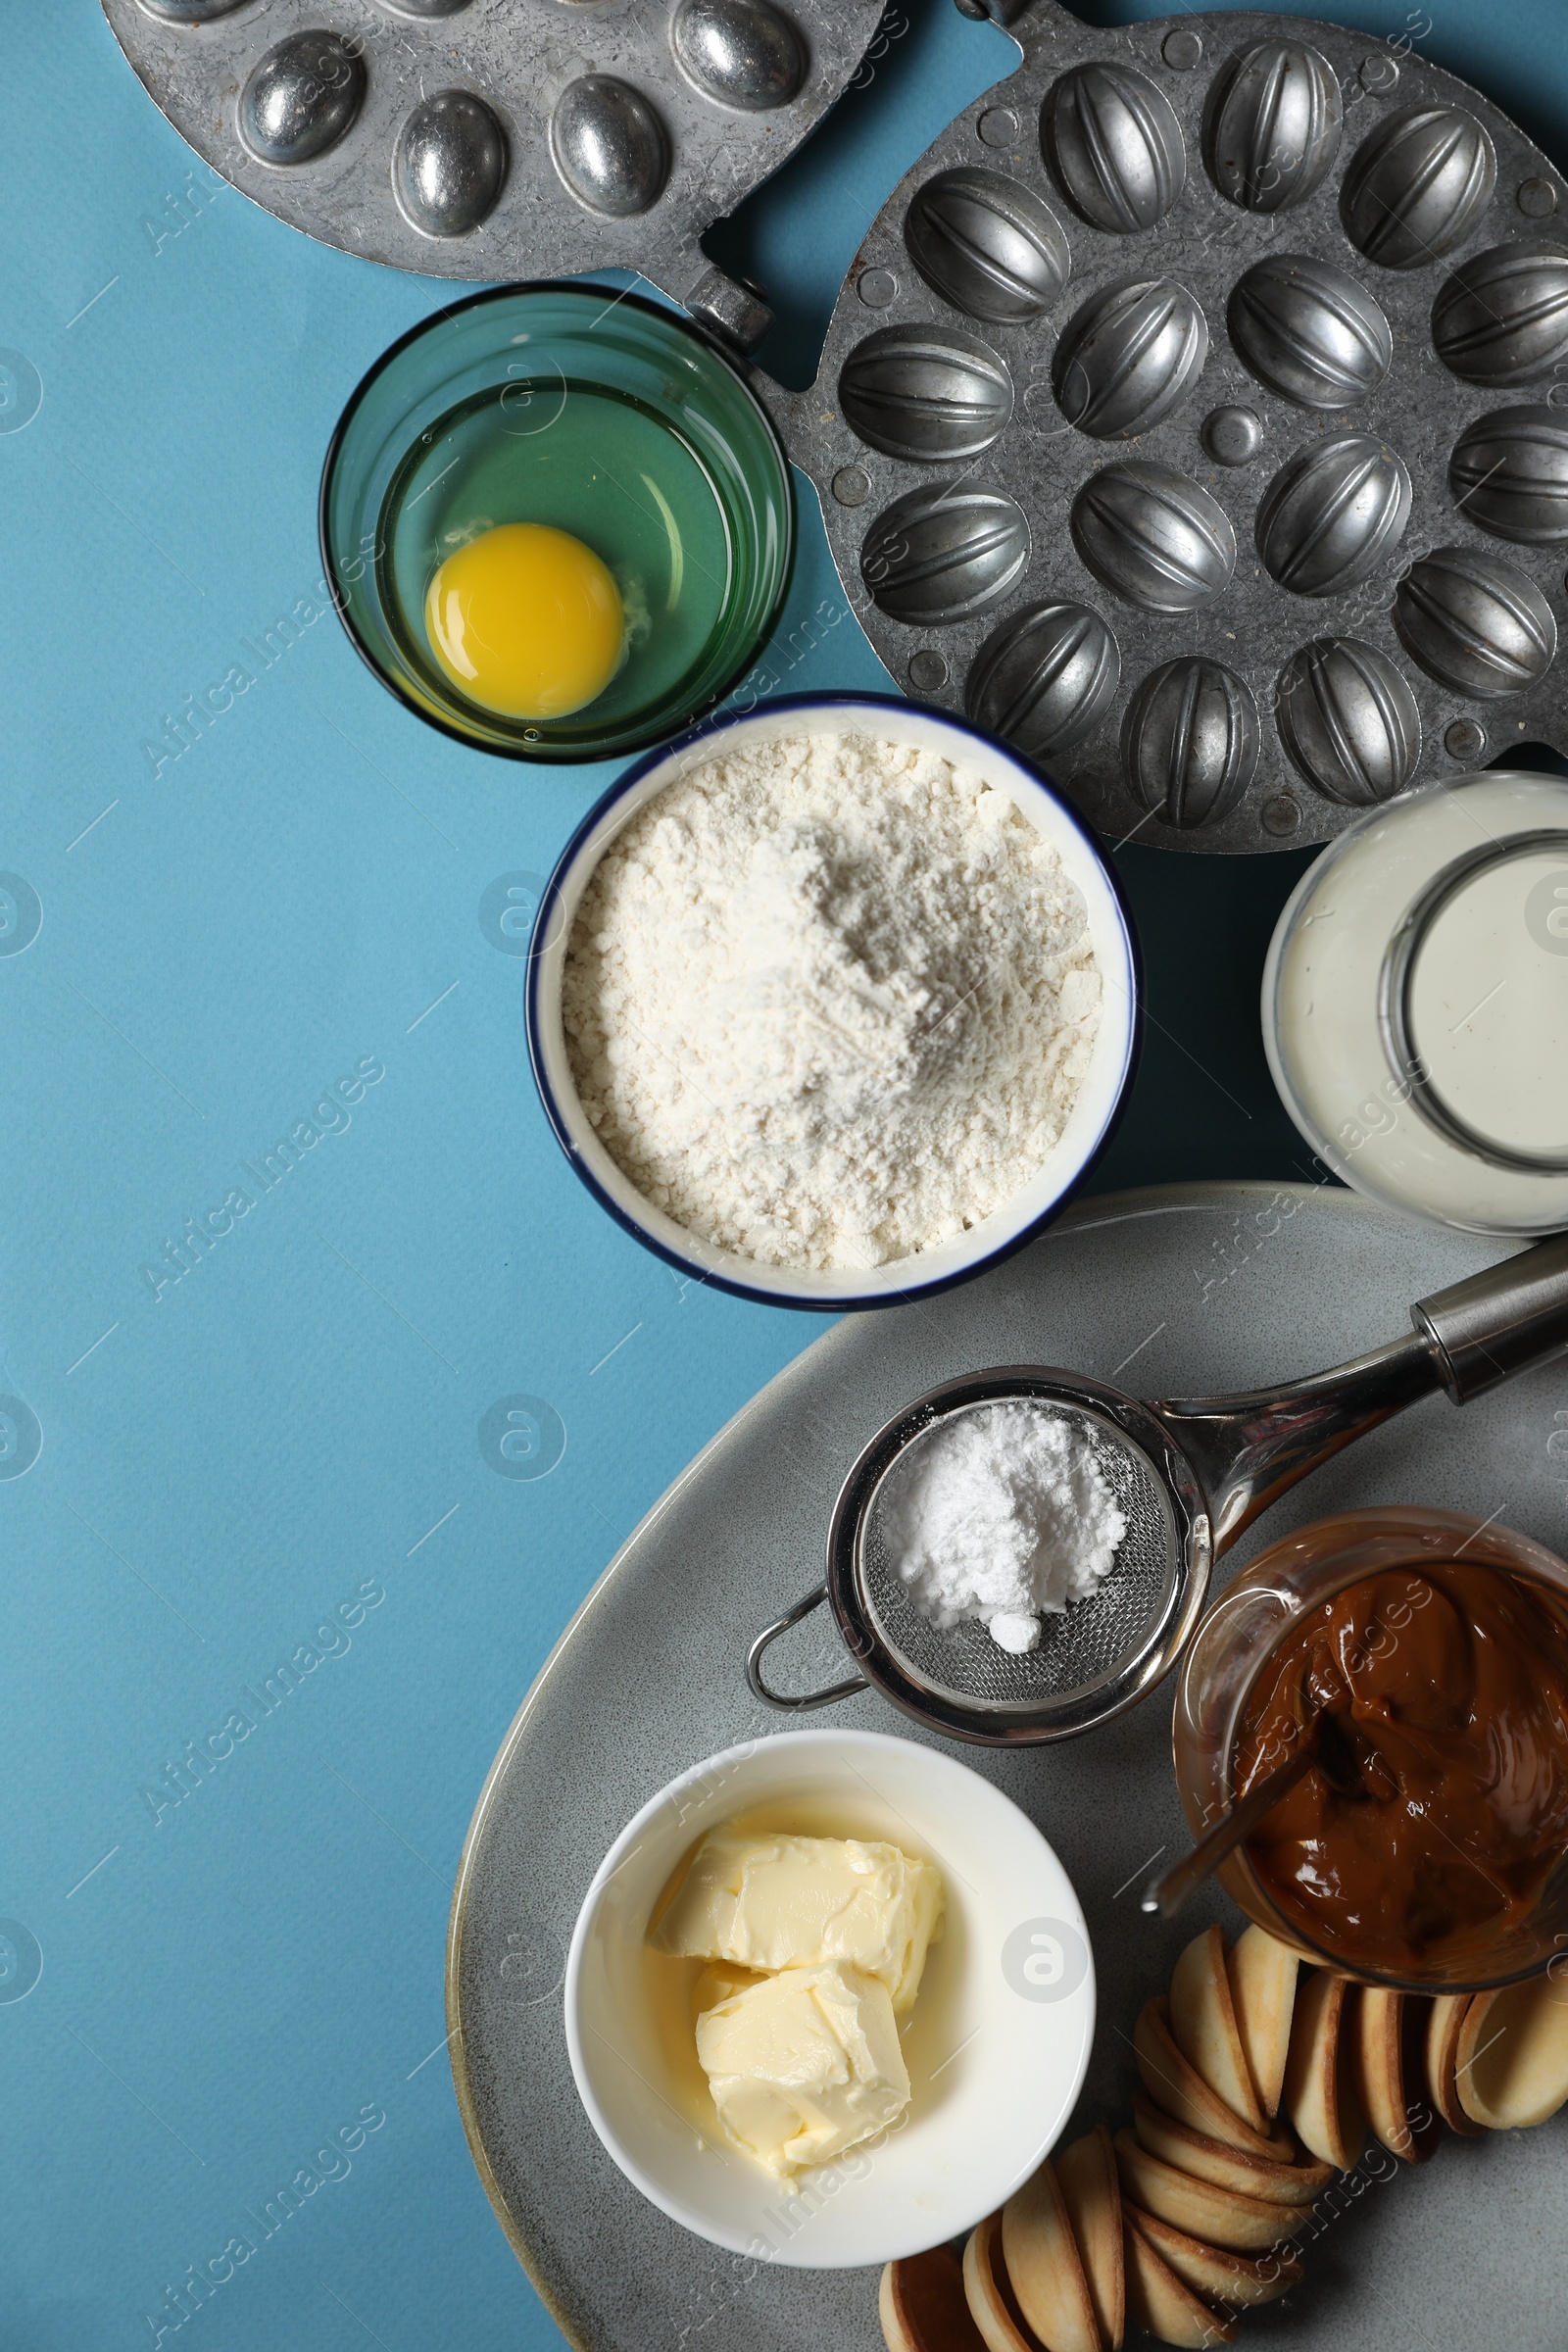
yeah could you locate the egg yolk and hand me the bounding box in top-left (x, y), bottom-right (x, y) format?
top-left (423, 521), bottom-right (624, 720)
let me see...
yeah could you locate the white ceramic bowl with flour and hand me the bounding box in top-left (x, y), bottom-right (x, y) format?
top-left (564, 1727), bottom-right (1094, 2266)
top-left (526, 694), bottom-right (1140, 1308)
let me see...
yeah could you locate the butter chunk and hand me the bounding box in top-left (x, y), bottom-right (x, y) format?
top-left (691, 1961), bottom-right (766, 2022)
top-left (695, 1962), bottom-right (910, 2177)
top-left (654, 1833), bottom-right (944, 2013)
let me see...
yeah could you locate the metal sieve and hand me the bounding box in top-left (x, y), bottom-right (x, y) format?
top-left (747, 1234), bottom-right (1568, 1743)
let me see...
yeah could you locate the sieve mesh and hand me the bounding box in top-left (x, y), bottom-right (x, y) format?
top-left (857, 1396), bottom-right (1182, 1710)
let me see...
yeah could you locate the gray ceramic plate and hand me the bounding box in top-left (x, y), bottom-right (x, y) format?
top-left (447, 1181), bottom-right (1568, 2352)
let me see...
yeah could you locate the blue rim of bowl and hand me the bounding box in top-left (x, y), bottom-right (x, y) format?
top-left (524, 690), bottom-right (1145, 1311)
top-left (317, 279), bottom-right (797, 765)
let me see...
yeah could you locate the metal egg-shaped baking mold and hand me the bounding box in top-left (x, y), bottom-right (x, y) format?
top-left (393, 90), bottom-right (507, 239)
top-left (671, 0), bottom-right (808, 116)
top-left (103, 0), bottom-right (879, 288)
top-left (238, 30), bottom-right (366, 168)
top-left (138, 0), bottom-right (247, 19)
top-left (551, 75), bottom-right (669, 221)
top-left (758, 0), bottom-right (1568, 852)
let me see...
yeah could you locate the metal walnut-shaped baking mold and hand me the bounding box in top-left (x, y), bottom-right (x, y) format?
top-left (838, 325), bottom-right (1014, 463)
top-left (1275, 637), bottom-right (1423, 805)
top-left (1431, 244), bottom-right (1568, 387)
top-left (1072, 464), bottom-right (1236, 612)
top-left (1227, 254), bottom-right (1393, 410)
top-left (1255, 432), bottom-right (1413, 598)
top-left (1393, 546), bottom-right (1558, 697)
top-left (1202, 37), bottom-right (1344, 213)
top-left (1447, 407), bottom-right (1568, 545)
top-left (904, 170), bottom-right (1072, 322)
top-left (775, 0), bottom-right (1568, 851)
top-left (1341, 104), bottom-right (1497, 270)
top-left (1124, 658), bottom-right (1261, 827)
top-left (859, 484), bottom-right (1032, 628)
top-left (965, 602), bottom-right (1122, 760)
top-left (1052, 275), bottom-right (1209, 439)
top-left (1043, 62), bottom-right (1187, 233)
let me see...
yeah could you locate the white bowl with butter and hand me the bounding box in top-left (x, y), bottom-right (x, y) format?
top-left (564, 1727), bottom-right (1094, 2267)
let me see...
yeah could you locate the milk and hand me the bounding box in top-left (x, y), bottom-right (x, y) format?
top-left (1263, 772), bottom-right (1568, 1235)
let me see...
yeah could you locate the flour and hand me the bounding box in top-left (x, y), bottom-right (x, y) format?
top-left (562, 732), bottom-right (1102, 1271)
top-left (879, 1402), bottom-right (1127, 1654)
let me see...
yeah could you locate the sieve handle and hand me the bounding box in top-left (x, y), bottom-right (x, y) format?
top-left (1150, 1234), bottom-right (1568, 1554)
top-left (746, 1585), bottom-right (868, 1712)
top-left (1411, 1230), bottom-right (1568, 1401)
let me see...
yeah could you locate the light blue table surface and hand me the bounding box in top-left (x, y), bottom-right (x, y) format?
top-left (5, 4), bottom-right (1567, 2347)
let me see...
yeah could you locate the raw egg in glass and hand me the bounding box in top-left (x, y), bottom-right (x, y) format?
top-left (424, 521), bottom-right (625, 719)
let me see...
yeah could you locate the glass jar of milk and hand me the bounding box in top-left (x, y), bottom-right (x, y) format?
top-left (1263, 770), bottom-right (1568, 1235)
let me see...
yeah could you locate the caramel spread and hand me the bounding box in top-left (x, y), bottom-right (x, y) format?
top-left (1235, 1564), bottom-right (1568, 1975)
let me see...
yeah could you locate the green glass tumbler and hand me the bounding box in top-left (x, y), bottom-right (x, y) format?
top-left (319, 283), bottom-right (794, 762)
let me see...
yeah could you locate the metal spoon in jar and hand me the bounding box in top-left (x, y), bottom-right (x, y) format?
top-left (1142, 1709), bottom-right (1370, 1918)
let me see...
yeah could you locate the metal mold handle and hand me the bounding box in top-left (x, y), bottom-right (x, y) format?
top-left (1151, 1234), bottom-right (1568, 1553)
top-left (746, 1585), bottom-right (868, 1711)
top-left (955, 0), bottom-right (1052, 27)
top-left (683, 264), bottom-right (773, 359)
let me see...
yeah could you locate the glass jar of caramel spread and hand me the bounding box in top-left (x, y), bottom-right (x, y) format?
top-left (1174, 1506), bottom-right (1568, 1992)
